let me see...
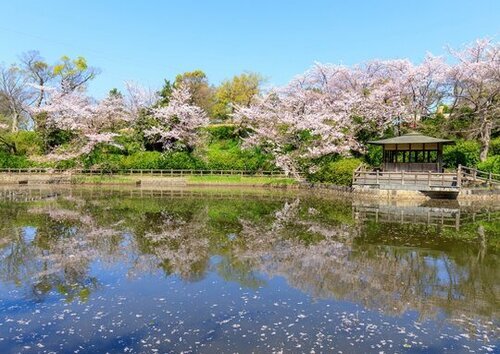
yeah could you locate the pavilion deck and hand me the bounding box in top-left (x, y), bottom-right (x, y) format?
top-left (353, 165), bottom-right (500, 192)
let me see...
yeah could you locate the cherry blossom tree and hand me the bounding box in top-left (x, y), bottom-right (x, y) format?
top-left (233, 89), bottom-right (360, 176)
top-left (447, 39), bottom-right (500, 161)
top-left (124, 81), bottom-right (158, 116)
top-left (386, 55), bottom-right (450, 126)
top-left (144, 85), bottom-right (208, 151)
top-left (31, 88), bottom-right (130, 160)
top-left (233, 54), bottom-right (454, 175)
top-left (232, 62), bottom-right (407, 175)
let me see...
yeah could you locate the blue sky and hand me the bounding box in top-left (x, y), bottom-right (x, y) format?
top-left (1, 0), bottom-right (498, 97)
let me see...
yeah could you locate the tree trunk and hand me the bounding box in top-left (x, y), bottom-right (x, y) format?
top-left (479, 117), bottom-right (492, 162)
top-left (11, 112), bottom-right (19, 133)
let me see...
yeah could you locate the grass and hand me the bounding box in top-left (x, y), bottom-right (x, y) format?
top-left (70, 174), bottom-right (298, 187)
top-left (185, 175), bottom-right (297, 186)
top-left (71, 175), bottom-right (141, 185)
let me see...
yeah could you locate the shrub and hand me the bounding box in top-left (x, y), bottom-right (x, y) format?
top-left (46, 129), bottom-right (76, 149)
top-left (205, 125), bottom-right (238, 141)
top-left (160, 151), bottom-right (205, 170)
top-left (365, 145), bottom-right (383, 167)
top-left (120, 151), bottom-right (164, 169)
top-left (114, 132), bottom-right (143, 155)
top-left (0, 152), bottom-right (31, 168)
top-left (477, 156), bottom-right (500, 175)
top-left (4, 131), bottom-right (44, 156)
top-left (309, 158), bottom-right (362, 186)
top-left (204, 140), bottom-right (272, 171)
top-left (54, 158), bottom-right (79, 170)
top-left (443, 140), bottom-right (480, 168)
top-left (489, 137), bottom-right (500, 156)
top-left (81, 145), bottom-right (124, 169)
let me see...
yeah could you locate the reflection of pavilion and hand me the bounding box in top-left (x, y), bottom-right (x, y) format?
top-left (352, 200), bottom-right (496, 230)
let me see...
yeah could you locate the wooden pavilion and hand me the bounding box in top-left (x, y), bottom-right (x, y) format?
top-left (368, 132), bottom-right (454, 172)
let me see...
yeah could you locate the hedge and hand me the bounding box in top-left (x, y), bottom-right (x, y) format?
top-left (309, 158), bottom-right (362, 186)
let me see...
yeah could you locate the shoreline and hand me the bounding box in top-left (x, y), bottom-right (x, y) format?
top-left (0, 173), bottom-right (499, 201)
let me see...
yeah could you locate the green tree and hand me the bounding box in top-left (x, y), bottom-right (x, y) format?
top-left (212, 72), bottom-right (263, 120)
top-left (174, 70), bottom-right (214, 113)
top-left (108, 88), bottom-right (123, 98)
top-left (156, 79), bottom-right (174, 106)
top-left (53, 55), bottom-right (100, 93)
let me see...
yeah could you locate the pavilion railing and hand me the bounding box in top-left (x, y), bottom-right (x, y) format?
top-left (354, 165), bottom-right (499, 189)
top-left (353, 170), bottom-right (461, 188)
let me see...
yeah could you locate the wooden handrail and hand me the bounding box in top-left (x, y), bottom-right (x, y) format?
top-left (0, 168), bottom-right (297, 178)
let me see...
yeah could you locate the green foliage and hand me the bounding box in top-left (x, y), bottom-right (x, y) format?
top-left (443, 141), bottom-right (481, 168)
top-left (81, 144), bottom-right (123, 169)
top-left (156, 79), bottom-right (174, 106)
top-left (160, 151), bottom-right (205, 170)
top-left (120, 151), bottom-right (164, 169)
top-left (0, 152), bottom-right (31, 168)
top-left (419, 115), bottom-right (449, 139)
top-left (205, 125), bottom-right (238, 141)
top-left (174, 70), bottom-right (214, 112)
top-left (54, 158), bottom-right (78, 169)
top-left (489, 137), bottom-right (500, 156)
top-left (108, 88), bottom-right (123, 98)
top-left (5, 131), bottom-right (44, 155)
top-left (114, 132), bottom-right (143, 155)
top-left (204, 139), bottom-right (272, 171)
top-left (46, 129), bottom-right (76, 150)
top-left (212, 73), bottom-right (263, 120)
top-left (365, 145), bottom-right (383, 167)
top-left (477, 155), bottom-right (500, 174)
top-left (119, 151), bottom-right (204, 170)
top-left (309, 158), bottom-right (362, 185)
top-left (52, 55), bottom-right (98, 91)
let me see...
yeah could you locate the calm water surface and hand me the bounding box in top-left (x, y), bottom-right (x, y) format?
top-left (0, 186), bottom-right (498, 353)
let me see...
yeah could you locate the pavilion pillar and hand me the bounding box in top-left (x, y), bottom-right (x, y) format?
top-left (382, 148), bottom-right (386, 171)
top-left (437, 143), bottom-right (443, 172)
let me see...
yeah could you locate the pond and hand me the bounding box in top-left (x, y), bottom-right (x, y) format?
top-left (0, 186), bottom-right (498, 353)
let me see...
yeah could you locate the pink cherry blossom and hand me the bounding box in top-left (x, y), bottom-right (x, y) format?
top-left (145, 85), bottom-right (209, 151)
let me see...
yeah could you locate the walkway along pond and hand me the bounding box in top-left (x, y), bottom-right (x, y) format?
top-left (0, 185), bottom-right (498, 352)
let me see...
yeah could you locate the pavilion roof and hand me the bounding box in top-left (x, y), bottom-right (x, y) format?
top-left (368, 132), bottom-right (455, 145)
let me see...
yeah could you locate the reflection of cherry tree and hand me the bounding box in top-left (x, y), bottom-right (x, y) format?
top-left (233, 198), bottom-right (498, 332)
top-left (0, 190), bottom-right (497, 337)
top-left (135, 210), bottom-right (210, 281)
top-left (0, 199), bottom-right (123, 301)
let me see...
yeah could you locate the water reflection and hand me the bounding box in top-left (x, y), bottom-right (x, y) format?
top-left (0, 186), bottom-right (498, 351)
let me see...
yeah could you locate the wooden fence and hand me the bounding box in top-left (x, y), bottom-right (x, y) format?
top-left (459, 165), bottom-right (500, 184)
top-left (0, 168), bottom-right (293, 179)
